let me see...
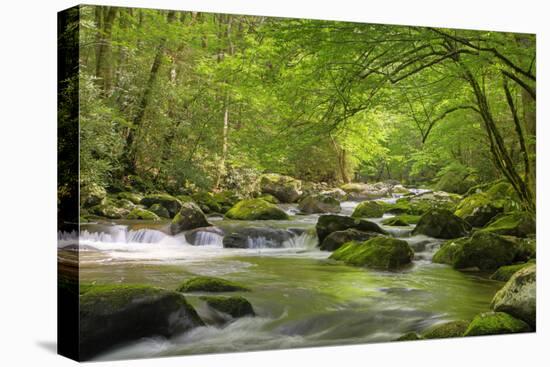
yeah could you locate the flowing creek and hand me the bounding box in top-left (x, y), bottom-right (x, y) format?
top-left (58, 197), bottom-right (503, 360)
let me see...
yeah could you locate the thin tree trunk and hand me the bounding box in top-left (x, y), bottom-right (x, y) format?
top-left (123, 10), bottom-right (177, 174)
top-left (95, 6), bottom-right (117, 94)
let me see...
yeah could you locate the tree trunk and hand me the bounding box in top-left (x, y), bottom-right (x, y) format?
top-left (123, 10), bottom-right (177, 174)
top-left (95, 6), bottom-right (117, 94)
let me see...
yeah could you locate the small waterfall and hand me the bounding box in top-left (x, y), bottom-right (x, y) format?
top-left (283, 232), bottom-right (318, 249)
top-left (189, 231), bottom-right (224, 247)
top-left (79, 226), bottom-right (167, 245)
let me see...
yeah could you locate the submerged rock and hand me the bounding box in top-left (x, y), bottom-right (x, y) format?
top-left (412, 209), bottom-right (471, 239)
top-left (200, 296), bottom-right (255, 318)
top-left (395, 332), bottom-right (424, 341)
top-left (259, 173), bottom-right (302, 203)
top-left (79, 284), bottom-right (203, 360)
top-left (298, 194), bottom-right (341, 214)
top-left (329, 236), bottom-right (414, 270)
top-left (351, 201), bottom-right (385, 218)
top-left (185, 226), bottom-right (225, 246)
top-left (170, 202), bottom-right (211, 234)
top-left (177, 276), bottom-right (250, 292)
top-left (432, 232), bottom-right (519, 271)
top-left (491, 264), bottom-right (536, 328)
top-left (480, 212), bottom-right (536, 238)
top-left (140, 193), bottom-right (182, 217)
top-left (422, 320), bottom-right (469, 339)
top-left (463, 312), bottom-right (531, 336)
top-left (222, 227), bottom-right (294, 248)
top-left (319, 228), bottom-right (382, 251)
top-left (316, 214), bottom-right (387, 243)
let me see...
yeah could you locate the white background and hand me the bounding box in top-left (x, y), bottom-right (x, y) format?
top-left (0, 0), bottom-right (548, 366)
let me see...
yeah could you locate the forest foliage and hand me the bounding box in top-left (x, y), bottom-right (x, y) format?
top-left (70, 6), bottom-right (536, 211)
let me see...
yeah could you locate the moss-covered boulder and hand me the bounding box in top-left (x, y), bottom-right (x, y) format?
top-left (126, 207), bottom-right (161, 221)
top-left (412, 209), bottom-right (471, 239)
top-left (422, 320), bottom-right (469, 339)
top-left (454, 192), bottom-right (503, 227)
top-left (200, 296), bottom-right (255, 318)
top-left (89, 202), bottom-right (127, 219)
top-left (351, 201), bottom-right (385, 218)
top-left (149, 203), bottom-right (171, 218)
top-left (80, 183), bottom-right (107, 208)
top-left (432, 232), bottom-right (519, 271)
top-left (319, 229), bottom-right (382, 251)
top-left (404, 191), bottom-right (462, 215)
top-left (177, 276), bottom-right (250, 292)
top-left (395, 332), bottom-right (424, 341)
top-left (463, 312), bottom-right (531, 336)
top-left (259, 173), bottom-right (302, 203)
top-left (379, 200), bottom-right (412, 215)
top-left (140, 193), bottom-right (182, 217)
top-left (79, 284), bottom-right (203, 360)
top-left (316, 214), bottom-right (387, 243)
top-left (480, 212), bottom-right (536, 238)
top-left (192, 192), bottom-right (223, 214)
top-left (435, 169), bottom-right (477, 194)
top-left (490, 263), bottom-right (533, 282)
top-left (225, 198), bottom-right (289, 220)
top-left (298, 194), bottom-right (341, 214)
top-left (491, 264), bottom-right (536, 328)
top-left (116, 191), bottom-right (143, 205)
top-left (329, 237), bottom-right (414, 270)
top-left (340, 182), bottom-right (390, 200)
top-left (257, 193), bottom-right (279, 204)
top-left (170, 202), bottom-right (211, 234)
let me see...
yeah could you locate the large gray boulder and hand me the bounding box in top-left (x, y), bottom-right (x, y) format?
top-left (491, 264), bottom-right (536, 328)
top-left (259, 173), bottom-right (302, 203)
top-left (170, 202), bottom-right (211, 234)
top-left (298, 194), bottom-right (341, 214)
top-left (316, 214), bottom-right (387, 243)
top-left (412, 209), bottom-right (471, 239)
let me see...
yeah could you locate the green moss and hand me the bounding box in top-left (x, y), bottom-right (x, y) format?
top-left (340, 183), bottom-right (366, 193)
top-left (192, 192), bottom-right (223, 214)
top-left (127, 208), bottom-right (160, 220)
top-left (412, 209), bottom-right (471, 239)
top-left (149, 203), bottom-right (171, 218)
top-left (432, 232), bottom-right (518, 271)
top-left (140, 193), bottom-right (182, 216)
top-left (200, 296), bottom-right (255, 317)
top-left (490, 263), bottom-right (532, 282)
top-left (257, 194), bottom-right (279, 204)
top-left (379, 200), bottom-right (412, 214)
top-left (329, 237), bottom-right (413, 270)
top-left (225, 198), bottom-right (289, 220)
top-left (352, 201), bottom-right (385, 218)
top-left (80, 284), bottom-right (173, 310)
top-left (381, 215), bottom-right (420, 226)
top-left (454, 193), bottom-right (490, 218)
top-left (177, 276), bottom-right (250, 293)
top-left (480, 212), bottom-right (536, 237)
top-left (395, 332), bottom-right (424, 341)
top-left (464, 312), bottom-right (531, 336)
top-left (298, 194), bottom-right (341, 214)
top-left (422, 320), bottom-right (469, 339)
top-left (89, 202), bottom-right (126, 219)
top-left (116, 191), bottom-right (142, 205)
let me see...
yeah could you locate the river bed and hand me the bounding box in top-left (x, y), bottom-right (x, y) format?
top-left (58, 199), bottom-right (503, 360)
